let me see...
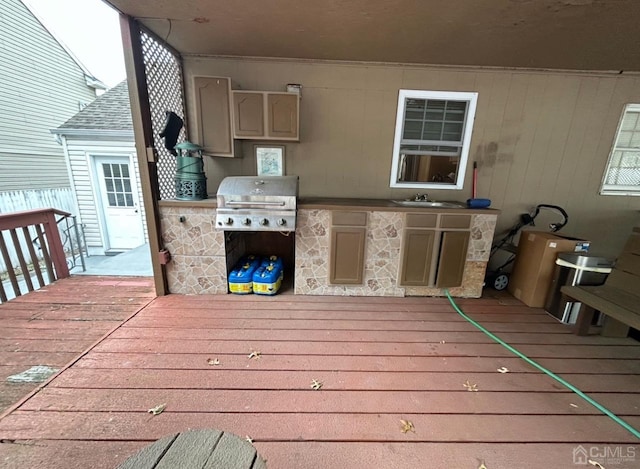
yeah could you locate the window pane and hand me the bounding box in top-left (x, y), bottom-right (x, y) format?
top-left (618, 131), bottom-right (633, 147)
top-left (426, 100), bottom-right (446, 111)
top-left (121, 164), bottom-right (130, 177)
top-left (403, 121), bottom-right (423, 140)
top-left (125, 194), bottom-right (134, 206)
top-left (621, 111), bottom-right (639, 131)
top-left (605, 150), bottom-right (640, 185)
top-left (102, 164), bottom-right (112, 177)
top-left (114, 179), bottom-right (123, 192)
top-left (630, 131), bottom-right (640, 148)
top-left (398, 153), bottom-right (459, 183)
top-left (105, 179), bottom-right (114, 192)
top-left (444, 122), bottom-right (464, 138)
top-left (446, 101), bottom-right (467, 112)
top-left (113, 165), bottom-right (121, 177)
top-left (124, 179), bottom-right (131, 192)
top-left (425, 110), bottom-right (445, 121)
top-left (107, 193), bottom-right (116, 206)
top-left (116, 193), bottom-right (125, 206)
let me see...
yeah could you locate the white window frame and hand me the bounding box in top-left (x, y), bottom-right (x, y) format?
top-left (390, 89), bottom-right (478, 190)
top-left (600, 103), bottom-right (640, 196)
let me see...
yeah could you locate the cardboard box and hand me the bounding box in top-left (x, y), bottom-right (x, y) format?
top-left (507, 231), bottom-right (590, 307)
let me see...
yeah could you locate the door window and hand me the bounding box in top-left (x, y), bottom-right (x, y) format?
top-left (102, 163), bottom-right (134, 207)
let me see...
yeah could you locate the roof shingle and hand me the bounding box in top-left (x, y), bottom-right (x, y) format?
top-left (57, 80), bottom-right (131, 131)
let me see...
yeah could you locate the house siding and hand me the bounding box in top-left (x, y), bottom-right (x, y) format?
top-left (63, 136), bottom-right (147, 252)
top-left (183, 57), bottom-right (640, 258)
top-left (0, 0), bottom-right (97, 191)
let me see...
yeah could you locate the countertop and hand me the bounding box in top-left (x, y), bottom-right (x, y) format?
top-left (159, 197), bottom-right (500, 214)
top-left (298, 197), bottom-right (500, 214)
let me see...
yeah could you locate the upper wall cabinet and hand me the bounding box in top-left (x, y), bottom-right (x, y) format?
top-left (233, 91), bottom-right (299, 141)
top-left (193, 76), bottom-right (239, 157)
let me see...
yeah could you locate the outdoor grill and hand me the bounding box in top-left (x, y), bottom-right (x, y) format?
top-left (215, 176), bottom-right (299, 231)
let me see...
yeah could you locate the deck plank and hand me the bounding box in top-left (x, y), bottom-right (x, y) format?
top-left (2, 411), bottom-right (638, 443)
top-left (20, 387), bottom-right (640, 416)
top-left (90, 337), bottom-right (640, 359)
top-left (74, 351), bottom-right (640, 374)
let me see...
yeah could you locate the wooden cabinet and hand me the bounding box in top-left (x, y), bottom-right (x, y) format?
top-left (232, 91), bottom-right (264, 137)
top-left (399, 213), bottom-right (470, 288)
top-left (329, 211), bottom-right (367, 285)
top-left (267, 93), bottom-right (298, 139)
top-left (399, 229), bottom-right (436, 286)
top-left (232, 91), bottom-right (299, 141)
top-left (193, 76), bottom-right (238, 157)
top-left (436, 231), bottom-right (470, 288)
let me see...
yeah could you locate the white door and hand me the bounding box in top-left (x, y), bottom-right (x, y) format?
top-left (93, 156), bottom-right (145, 251)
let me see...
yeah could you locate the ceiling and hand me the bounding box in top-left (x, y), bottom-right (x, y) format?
top-left (104, 0), bottom-right (640, 72)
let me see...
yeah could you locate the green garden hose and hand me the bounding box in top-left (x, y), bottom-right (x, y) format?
top-left (444, 290), bottom-right (640, 439)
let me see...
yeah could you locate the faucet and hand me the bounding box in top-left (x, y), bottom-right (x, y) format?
top-left (414, 193), bottom-right (429, 201)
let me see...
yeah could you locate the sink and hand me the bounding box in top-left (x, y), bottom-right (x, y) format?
top-left (392, 200), bottom-right (467, 209)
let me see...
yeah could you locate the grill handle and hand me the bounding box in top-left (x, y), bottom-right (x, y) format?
top-left (225, 201), bottom-right (286, 207)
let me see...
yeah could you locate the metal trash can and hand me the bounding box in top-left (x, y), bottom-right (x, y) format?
top-left (544, 253), bottom-right (614, 324)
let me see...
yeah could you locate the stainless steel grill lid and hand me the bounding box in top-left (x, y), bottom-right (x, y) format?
top-left (216, 176), bottom-right (298, 231)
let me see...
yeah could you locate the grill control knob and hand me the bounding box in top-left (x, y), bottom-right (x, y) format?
top-left (277, 218), bottom-right (287, 226)
top-left (242, 218), bottom-right (251, 226)
top-left (225, 218), bottom-right (233, 225)
top-left (260, 218), bottom-right (269, 226)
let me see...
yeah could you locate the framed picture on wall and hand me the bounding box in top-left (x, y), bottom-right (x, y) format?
top-left (255, 145), bottom-right (285, 176)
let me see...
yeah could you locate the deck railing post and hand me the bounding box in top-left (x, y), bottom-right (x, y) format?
top-left (42, 211), bottom-right (70, 279)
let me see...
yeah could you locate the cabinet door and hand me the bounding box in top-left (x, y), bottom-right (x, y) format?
top-left (193, 77), bottom-right (232, 156)
top-left (435, 231), bottom-right (470, 288)
top-left (329, 227), bottom-right (366, 284)
top-left (399, 229), bottom-right (436, 286)
top-left (233, 92), bottom-right (264, 137)
top-left (267, 93), bottom-right (299, 140)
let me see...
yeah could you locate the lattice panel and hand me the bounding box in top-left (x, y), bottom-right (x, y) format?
top-left (140, 30), bottom-right (187, 200)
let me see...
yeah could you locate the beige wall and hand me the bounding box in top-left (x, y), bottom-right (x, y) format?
top-left (182, 57), bottom-right (640, 257)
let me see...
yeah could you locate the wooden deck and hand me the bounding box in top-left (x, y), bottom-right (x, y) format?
top-left (0, 280), bottom-right (639, 468)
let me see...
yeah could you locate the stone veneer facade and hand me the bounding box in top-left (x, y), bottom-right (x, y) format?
top-left (295, 210), bottom-right (497, 298)
top-left (160, 206), bottom-right (228, 294)
top-left (159, 205), bottom-right (497, 298)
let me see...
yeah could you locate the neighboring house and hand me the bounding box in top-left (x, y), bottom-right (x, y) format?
top-left (0, 0), bottom-right (105, 272)
top-left (53, 81), bottom-right (148, 255)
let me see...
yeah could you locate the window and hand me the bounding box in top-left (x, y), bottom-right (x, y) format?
top-left (102, 163), bottom-right (135, 207)
top-left (601, 104), bottom-right (640, 196)
top-left (390, 90), bottom-right (478, 190)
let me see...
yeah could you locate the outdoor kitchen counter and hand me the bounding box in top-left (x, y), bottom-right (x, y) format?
top-left (158, 197), bottom-right (499, 298)
top-left (298, 197), bottom-right (500, 213)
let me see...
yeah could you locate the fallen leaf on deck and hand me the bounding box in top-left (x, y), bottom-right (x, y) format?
top-left (588, 460), bottom-right (606, 469)
top-left (248, 351), bottom-right (261, 360)
top-left (207, 358), bottom-right (220, 366)
top-left (478, 463), bottom-right (488, 469)
top-left (310, 379), bottom-right (323, 390)
top-left (245, 435), bottom-right (253, 443)
top-left (440, 340), bottom-right (446, 344)
top-left (497, 367), bottom-right (509, 373)
top-left (569, 403), bottom-right (578, 408)
top-left (463, 380), bottom-right (479, 392)
top-left (147, 403), bottom-right (166, 415)
top-left (400, 419), bottom-right (415, 433)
